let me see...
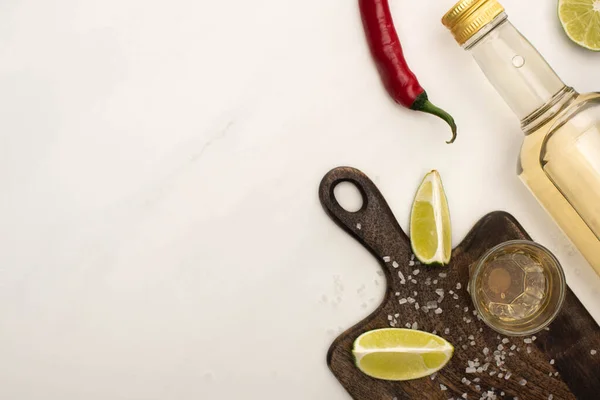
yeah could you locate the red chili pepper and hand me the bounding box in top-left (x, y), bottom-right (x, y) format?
top-left (359, 0), bottom-right (457, 143)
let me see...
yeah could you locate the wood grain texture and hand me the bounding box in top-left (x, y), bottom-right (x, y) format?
top-left (319, 167), bottom-right (600, 400)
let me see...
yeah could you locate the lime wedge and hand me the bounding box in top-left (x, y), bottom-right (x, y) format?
top-left (410, 170), bottom-right (452, 266)
top-left (558, 0), bottom-right (600, 51)
top-left (353, 328), bottom-right (454, 381)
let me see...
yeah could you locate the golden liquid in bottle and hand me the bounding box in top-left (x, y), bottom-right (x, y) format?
top-left (518, 93), bottom-right (600, 276)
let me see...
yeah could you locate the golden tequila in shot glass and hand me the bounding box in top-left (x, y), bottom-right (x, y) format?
top-left (469, 241), bottom-right (566, 336)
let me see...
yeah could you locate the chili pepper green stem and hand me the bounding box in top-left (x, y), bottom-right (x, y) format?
top-left (411, 92), bottom-right (457, 144)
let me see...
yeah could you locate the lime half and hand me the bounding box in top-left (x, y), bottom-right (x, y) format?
top-left (410, 170), bottom-right (452, 266)
top-left (352, 328), bottom-right (454, 381)
top-left (559, 0), bottom-right (600, 51)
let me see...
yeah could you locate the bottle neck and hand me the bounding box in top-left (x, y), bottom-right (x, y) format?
top-left (465, 14), bottom-right (575, 132)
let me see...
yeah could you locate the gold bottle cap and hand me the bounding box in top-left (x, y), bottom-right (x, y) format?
top-left (442, 0), bottom-right (505, 45)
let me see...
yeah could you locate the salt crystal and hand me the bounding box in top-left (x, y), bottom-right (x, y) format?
top-left (444, 328), bottom-right (450, 335)
top-left (461, 377), bottom-right (469, 384)
top-left (497, 345), bottom-right (503, 351)
top-left (474, 385), bottom-right (480, 391)
top-left (483, 348), bottom-right (489, 355)
top-left (440, 384), bottom-right (447, 391)
top-left (532, 336), bottom-right (537, 342)
top-left (387, 315), bottom-right (393, 321)
top-left (465, 367), bottom-right (477, 373)
top-left (398, 271), bottom-right (405, 280)
top-left (412, 322), bottom-right (418, 330)
top-left (453, 294), bottom-right (459, 300)
top-left (431, 372), bottom-right (437, 380)
top-left (519, 378), bottom-right (527, 386)
top-left (435, 308), bottom-right (443, 315)
top-left (456, 283), bottom-right (462, 289)
top-left (399, 298), bottom-right (407, 304)
top-left (415, 302), bottom-right (420, 310)
top-left (464, 307), bottom-right (469, 313)
top-left (471, 341), bottom-right (476, 346)
top-left (473, 310), bottom-right (478, 316)
top-left (510, 345), bottom-right (516, 351)
top-left (432, 330), bottom-right (437, 335)
top-left (550, 359), bottom-right (555, 365)
top-left (465, 318), bottom-right (472, 323)
top-left (411, 279), bottom-right (417, 284)
top-left (502, 338), bottom-right (509, 344)
top-left (433, 279), bottom-right (438, 284)
top-left (500, 392), bottom-right (505, 396)
top-left (479, 328), bottom-right (483, 332)
top-left (468, 360), bottom-right (475, 368)
top-left (412, 291), bottom-right (417, 296)
top-left (422, 306), bottom-right (429, 313)
top-left (462, 393), bottom-right (467, 399)
top-left (468, 335), bottom-right (474, 340)
top-left (548, 395), bottom-right (553, 400)
top-left (476, 367), bottom-right (483, 373)
top-left (405, 322), bottom-right (411, 328)
top-left (508, 352), bottom-right (514, 356)
top-left (394, 313), bottom-right (399, 318)
top-left (497, 373), bottom-right (503, 378)
top-left (413, 269), bottom-right (420, 275)
top-left (591, 349), bottom-right (597, 355)
top-left (408, 260), bottom-right (415, 267)
top-left (489, 370), bottom-right (496, 376)
top-left (473, 377), bottom-right (480, 382)
top-left (436, 288), bottom-right (445, 296)
top-left (407, 297), bottom-right (415, 304)
top-left (524, 338), bottom-right (532, 344)
top-left (527, 347), bottom-right (532, 354)
top-left (504, 372), bottom-right (511, 380)
top-left (439, 273), bottom-right (447, 278)
top-left (462, 344), bottom-right (468, 350)
top-left (356, 223), bottom-right (362, 230)
top-left (554, 372), bottom-right (559, 376)
top-left (383, 256), bottom-right (391, 262)
top-left (427, 301), bottom-right (438, 309)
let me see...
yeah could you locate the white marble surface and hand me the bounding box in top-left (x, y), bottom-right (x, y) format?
top-left (1, 0), bottom-right (599, 399)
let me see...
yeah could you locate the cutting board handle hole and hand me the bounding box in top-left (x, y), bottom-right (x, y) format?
top-left (333, 181), bottom-right (365, 213)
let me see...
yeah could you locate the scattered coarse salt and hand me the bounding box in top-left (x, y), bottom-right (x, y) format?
top-left (383, 256), bottom-right (391, 262)
top-left (489, 370), bottom-right (496, 376)
top-left (394, 313), bottom-right (400, 318)
top-left (554, 372), bottom-right (559, 377)
top-left (532, 336), bottom-right (537, 342)
top-left (413, 291), bottom-right (418, 296)
top-left (461, 377), bottom-right (470, 384)
top-left (432, 330), bottom-right (437, 335)
top-left (462, 345), bottom-right (468, 350)
top-left (508, 352), bottom-right (514, 356)
top-left (435, 308), bottom-right (443, 315)
top-left (519, 378), bottom-right (527, 386)
top-left (431, 372), bottom-right (437, 380)
top-left (479, 328), bottom-right (483, 332)
top-left (500, 392), bottom-right (505, 396)
top-left (433, 279), bottom-right (438, 284)
top-left (468, 360), bottom-right (475, 368)
top-left (483, 348), bottom-right (489, 355)
top-left (476, 367), bottom-right (483, 373)
top-left (415, 302), bottom-right (420, 310)
top-left (474, 385), bottom-right (480, 392)
top-left (548, 372), bottom-right (552, 377)
top-left (524, 338), bottom-right (532, 344)
top-left (440, 384), bottom-right (447, 391)
top-left (468, 335), bottom-right (474, 340)
top-left (464, 307), bottom-right (469, 313)
top-left (387, 315), bottom-right (393, 321)
top-left (392, 261), bottom-right (399, 269)
top-left (527, 347), bottom-right (532, 354)
top-left (398, 271), bottom-right (405, 280)
top-left (444, 328), bottom-right (450, 334)
top-left (473, 377), bottom-right (480, 383)
top-left (471, 341), bottom-right (476, 346)
top-left (453, 294), bottom-right (459, 300)
top-left (591, 349), bottom-right (597, 355)
top-left (412, 322), bottom-right (418, 330)
top-left (504, 372), bottom-right (512, 380)
top-left (510, 345), bottom-right (516, 351)
top-left (465, 318), bottom-right (472, 323)
top-left (413, 269), bottom-right (420, 275)
top-left (408, 260), bottom-right (415, 267)
top-left (548, 395), bottom-right (553, 400)
top-left (473, 310), bottom-right (478, 316)
top-left (399, 298), bottom-right (407, 304)
top-left (497, 373), bottom-right (503, 379)
top-left (422, 306), bottom-right (429, 313)
top-left (455, 304), bottom-right (460, 308)
top-left (411, 279), bottom-right (417, 284)
top-left (436, 288), bottom-right (445, 296)
top-left (456, 283), bottom-right (462, 289)
top-left (356, 223), bottom-right (362, 230)
top-left (462, 393), bottom-right (467, 399)
top-left (439, 272), bottom-right (447, 278)
top-left (407, 297), bottom-right (415, 304)
top-left (405, 322), bottom-right (411, 328)
top-left (465, 367), bottom-right (477, 374)
top-left (497, 345), bottom-right (504, 351)
top-left (550, 359), bottom-right (555, 365)
top-left (502, 338), bottom-right (509, 344)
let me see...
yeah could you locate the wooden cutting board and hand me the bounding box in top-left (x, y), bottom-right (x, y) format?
top-left (319, 167), bottom-right (600, 400)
